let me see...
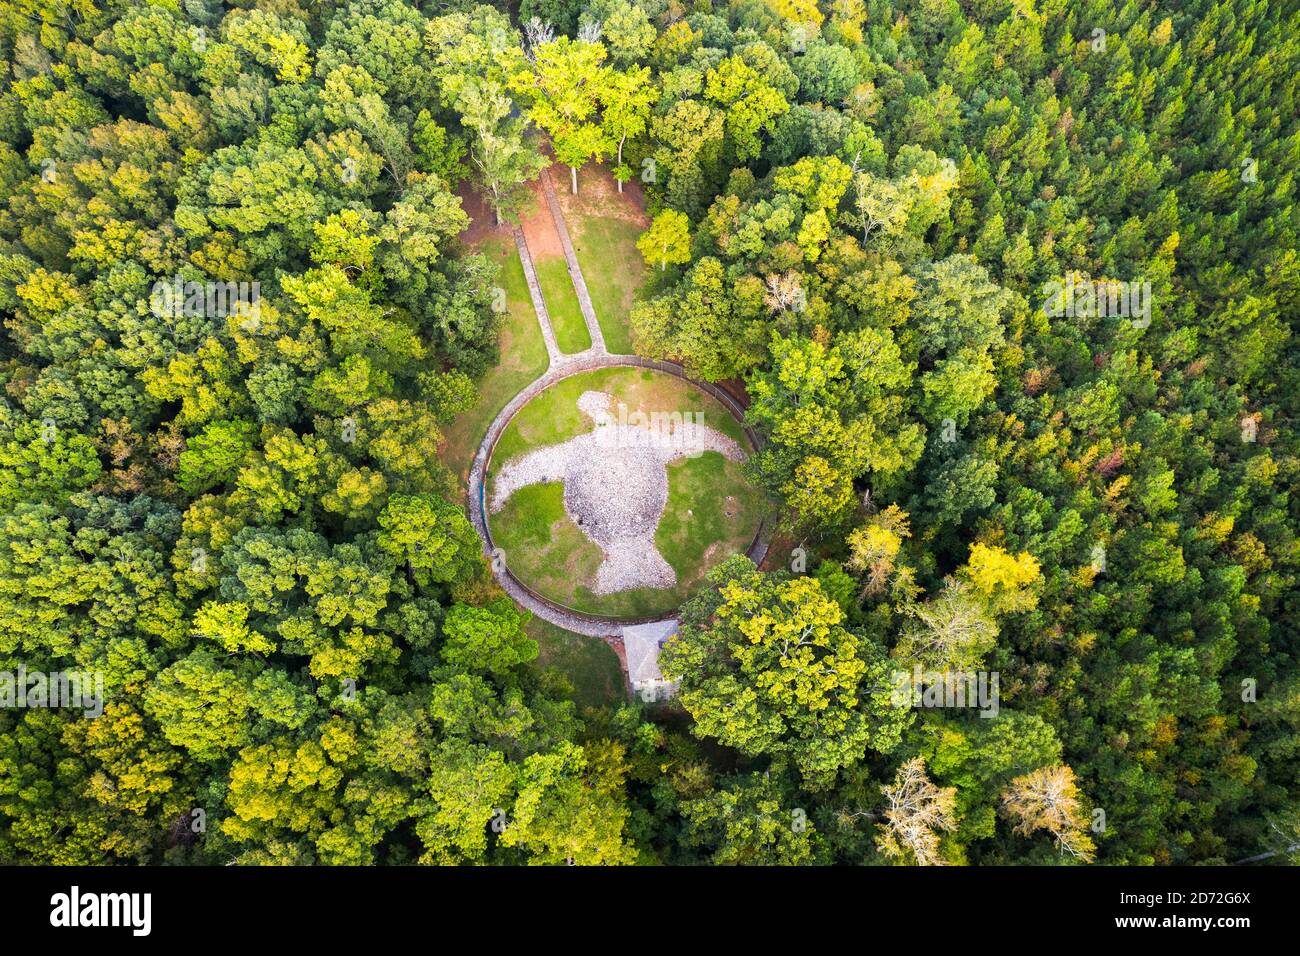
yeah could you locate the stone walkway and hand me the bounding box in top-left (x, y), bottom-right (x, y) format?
top-left (540, 164), bottom-right (607, 353)
top-left (471, 169), bottom-right (773, 685)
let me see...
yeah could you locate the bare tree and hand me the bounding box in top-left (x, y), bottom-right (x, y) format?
top-left (876, 757), bottom-right (957, 866)
top-left (1001, 764), bottom-right (1097, 862)
top-left (522, 17), bottom-right (554, 61)
top-left (763, 271), bottom-right (805, 315)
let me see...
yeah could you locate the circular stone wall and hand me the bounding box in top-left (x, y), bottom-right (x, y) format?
top-left (485, 365), bottom-right (766, 620)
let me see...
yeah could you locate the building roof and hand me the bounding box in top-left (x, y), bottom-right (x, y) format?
top-left (622, 619), bottom-right (680, 686)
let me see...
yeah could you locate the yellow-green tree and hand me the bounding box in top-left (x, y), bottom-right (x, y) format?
top-left (662, 558), bottom-right (910, 790)
top-left (636, 208), bottom-right (692, 271)
top-left (515, 36), bottom-right (611, 194)
top-left (960, 542), bottom-right (1041, 614)
top-left (600, 65), bottom-right (655, 192)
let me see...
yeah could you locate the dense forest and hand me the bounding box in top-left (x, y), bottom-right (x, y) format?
top-left (0, 0), bottom-right (1296, 866)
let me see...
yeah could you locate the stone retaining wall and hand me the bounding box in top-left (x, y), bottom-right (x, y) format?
top-left (468, 355), bottom-right (771, 636)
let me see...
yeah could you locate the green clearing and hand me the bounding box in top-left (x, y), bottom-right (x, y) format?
top-left (533, 255), bottom-right (591, 353)
top-left (656, 452), bottom-right (765, 592)
top-left (491, 480), bottom-right (603, 588)
top-left (492, 365), bottom-right (748, 463)
top-left (568, 213), bottom-right (643, 354)
top-left (526, 616), bottom-right (625, 708)
top-left (486, 366), bottom-right (765, 618)
top-left (438, 235), bottom-right (549, 487)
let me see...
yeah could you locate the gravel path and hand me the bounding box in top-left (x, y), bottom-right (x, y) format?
top-left (540, 162), bottom-right (607, 353)
top-left (469, 176), bottom-right (772, 670)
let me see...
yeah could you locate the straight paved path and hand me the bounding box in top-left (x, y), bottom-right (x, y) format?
top-left (478, 168), bottom-right (772, 680)
top-left (540, 164), bottom-right (607, 354)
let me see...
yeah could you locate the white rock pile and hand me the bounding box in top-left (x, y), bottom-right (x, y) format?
top-left (490, 390), bottom-right (746, 594)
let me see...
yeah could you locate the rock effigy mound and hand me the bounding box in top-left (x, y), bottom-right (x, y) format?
top-left (490, 390), bottom-right (746, 593)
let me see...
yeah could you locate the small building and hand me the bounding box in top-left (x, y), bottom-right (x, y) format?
top-left (621, 619), bottom-right (681, 703)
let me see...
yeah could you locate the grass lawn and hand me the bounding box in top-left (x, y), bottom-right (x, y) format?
top-left (438, 235), bottom-right (549, 488)
top-left (526, 616), bottom-right (624, 708)
top-left (533, 256), bottom-right (591, 353)
top-left (551, 160), bottom-right (649, 355)
top-left (492, 480), bottom-right (603, 583)
top-left (492, 365), bottom-right (749, 463)
top-left (568, 213), bottom-right (643, 354)
top-left (487, 366), bottom-right (766, 618)
top-left (657, 453), bottom-right (764, 593)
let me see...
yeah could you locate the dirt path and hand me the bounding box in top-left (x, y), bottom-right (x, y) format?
top-left (548, 157), bottom-right (651, 230)
top-left (538, 161), bottom-right (607, 353)
top-left (456, 183), bottom-right (503, 247)
top-left (456, 160), bottom-right (769, 695)
top-left (517, 176), bottom-right (566, 261)
top-left (511, 224), bottom-right (562, 366)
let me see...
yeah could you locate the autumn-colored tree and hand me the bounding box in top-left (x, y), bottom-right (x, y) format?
top-left (846, 505), bottom-right (911, 597)
top-left (1001, 765), bottom-right (1097, 862)
top-left (876, 757), bottom-right (958, 866)
top-left (959, 542), bottom-right (1041, 614)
